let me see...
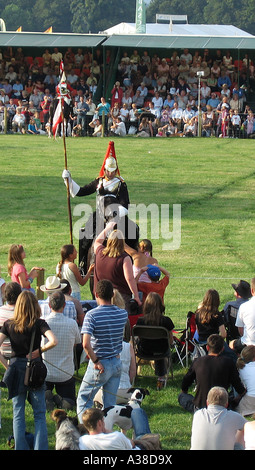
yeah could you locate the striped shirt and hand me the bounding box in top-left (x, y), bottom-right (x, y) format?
top-left (81, 304), bottom-right (128, 359)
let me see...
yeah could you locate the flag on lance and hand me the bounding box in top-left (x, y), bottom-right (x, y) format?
top-left (52, 61), bottom-right (72, 137)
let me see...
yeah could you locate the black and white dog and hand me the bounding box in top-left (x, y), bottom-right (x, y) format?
top-left (51, 409), bottom-right (85, 450)
top-left (103, 388), bottom-right (149, 432)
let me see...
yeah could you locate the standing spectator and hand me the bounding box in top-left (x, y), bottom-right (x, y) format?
top-left (39, 275), bottom-right (77, 322)
top-left (190, 386), bottom-right (246, 450)
top-left (40, 94), bottom-right (51, 129)
top-left (76, 280), bottom-right (128, 422)
top-left (93, 225), bottom-right (141, 309)
top-left (0, 290), bottom-right (58, 450)
top-left (42, 291), bottom-right (81, 411)
top-left (7, 244), bottom-right (43, 292)
top-left (0, 282), bottom-right (21, 359)
top-left (56, 243), bottom-right (94, 301)
top-left (73, 95), bottom-right (89, 136)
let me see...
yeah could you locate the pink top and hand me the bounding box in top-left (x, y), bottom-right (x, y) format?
top-left (11, 263), bottom-right (30, 288)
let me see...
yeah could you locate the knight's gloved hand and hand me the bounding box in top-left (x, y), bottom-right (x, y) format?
top-left (62, 169), bottom-right (71, 180)
top-left (62, 169), bottom-right (80, 197)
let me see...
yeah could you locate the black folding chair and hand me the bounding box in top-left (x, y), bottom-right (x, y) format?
top-left (132, 325), bottom-right (173, 382)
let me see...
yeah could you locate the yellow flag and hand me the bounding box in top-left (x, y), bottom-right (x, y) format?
top-left (16, 26), bottom-right (22, 32)
top-left (44, 26), bottom-right (52, 33)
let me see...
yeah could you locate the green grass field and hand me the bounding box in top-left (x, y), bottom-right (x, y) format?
top-left (0, 134), bottom-right (255, 451)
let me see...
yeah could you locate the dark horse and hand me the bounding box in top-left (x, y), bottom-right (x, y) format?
top-left (79, 195), bottom-right (139, 295)
top-left (49, 98), bottom-right (73, 136)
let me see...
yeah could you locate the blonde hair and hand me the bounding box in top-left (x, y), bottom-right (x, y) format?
top-left (8, 244), bottom-right (25, 276)
top-left (112, 288), bottom-right (125, 309)
top-left (10, 290), bottom-right (41, 333)
top-left (139, 239), bottom-right (153, 256)
top-left (102, 230), bottom-right (125, 258)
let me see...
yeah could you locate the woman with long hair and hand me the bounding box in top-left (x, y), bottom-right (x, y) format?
top-left (195, 289), bottom-right (227, 343)
top-left (93, 223), bottom-right (141, 310)
top-left (56, 244), bottom-right (94, 301)
top-left (136, 292), bottom-right (175, 389)
top-left (8, 244), bottom-right (43, 292)
top-left (0, 290), bottom-right (57, 450)
top-left (236, 345), bottom-right (255, 416)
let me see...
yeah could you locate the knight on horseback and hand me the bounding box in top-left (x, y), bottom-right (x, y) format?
top-left (62, 141), bottom-right (138, 275)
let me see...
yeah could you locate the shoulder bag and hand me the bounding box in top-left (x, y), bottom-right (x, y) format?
top-left (24, 326), bottom-right (47, 389)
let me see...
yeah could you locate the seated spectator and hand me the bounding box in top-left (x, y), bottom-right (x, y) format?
top-left (183, 116), bottom-right (197, 137)
top-left (244, 417), bottom-right (255, 449)
top-left (217, 69), bottom-right (231, 90)
top-left (12, 78), bottom-right (23, 99)
top-left (136, 116), bottom-right (153, 137)
top-left (195, 289), bottom-right (227, 344)
top-left (171, 102), bottom-right (183, 131)
top-left (110, 116), bottom-right (127, 136)
top-left (67, 69), bottom-right (79, 87)
top-left (89, 117), bottom-right (102, 137)
top-left (136, 292), bottom-right (174, 389)
top-left (132, 89), bottom-right (144, 108)
top-left (27, 117), bottom-right (40, 135)
top-left (221, 83), bottom-right (231, 100)
top-left (122, 90), bottom-right (132, 109)
top-left (207, 92), bottom-right (220, 109)
top-left (74, 48), bottom-right (84, 69)
top-left (119, 102), bottom-right (129, 123)
top-left (190, 386), bottom-right (246, 450)
top-left (79, 407), bottom-right (160, 450)
top-left (235, 345), bottom-right (255, 416)
top-left (12, 107), bottom-right (26, 133)
top-left (178, 335), bottom-right (246, 413)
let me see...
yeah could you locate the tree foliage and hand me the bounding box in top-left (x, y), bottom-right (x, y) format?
top-left (0, 0), bottom-right (255, 35)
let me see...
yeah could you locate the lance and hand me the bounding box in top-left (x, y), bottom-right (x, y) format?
top-left (61, 94), bottom-right (73, 244)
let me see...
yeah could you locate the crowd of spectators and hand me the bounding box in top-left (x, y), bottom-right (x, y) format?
top-left (0, 45), bottom-right (255, 138)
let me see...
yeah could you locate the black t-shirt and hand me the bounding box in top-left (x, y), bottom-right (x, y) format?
top-left (1, 318), bottom-right (50, 357)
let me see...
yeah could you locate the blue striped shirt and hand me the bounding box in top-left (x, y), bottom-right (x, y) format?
top-left (81, 305), bottom-right (128, 359)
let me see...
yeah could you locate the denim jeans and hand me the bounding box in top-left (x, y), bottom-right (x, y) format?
top-left (77, 357), bottom-right (121, 423)
top-left (12, 387), bottom-right (48, 450)
top-left (131, 408), bottom-right (151, 438)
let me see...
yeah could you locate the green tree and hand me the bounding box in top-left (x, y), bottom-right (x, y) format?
top-left (70, 0), bottom-right (136, 33)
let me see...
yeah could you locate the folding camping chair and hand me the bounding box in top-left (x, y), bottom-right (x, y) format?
top-left (172, 311), bottom-right (198, 368)
top-left (132, 325), bottom-right (173, 382)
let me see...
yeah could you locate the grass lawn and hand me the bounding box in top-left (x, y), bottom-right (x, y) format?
top-left (0, 134), bottom-right (254, 451)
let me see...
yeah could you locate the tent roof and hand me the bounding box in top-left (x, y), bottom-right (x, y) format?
top-left (0, 31), bottom-right (106, 48)
top-left (102, 22), bottom-right (253, 37)
top-left (102, 34), bottom-right (255, 50)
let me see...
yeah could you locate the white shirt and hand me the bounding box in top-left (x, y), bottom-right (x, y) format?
top-left (79, 431), bottom-right (133, 450)
top-left (236, 296), bottom-right (255, 345)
